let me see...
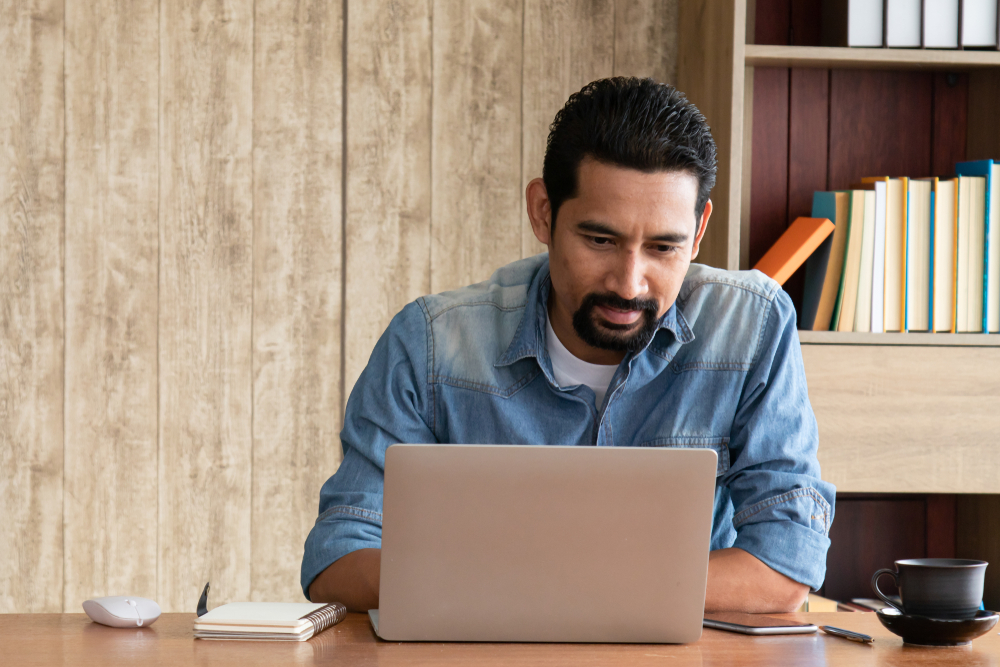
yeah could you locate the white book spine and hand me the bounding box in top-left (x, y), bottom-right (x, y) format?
top-left (988, 165), bottom-right (1000, 333)
top-left (871, 182), bottom-right (887, 333)
top-left (962, 0), bottom-right (999, 46)
top-left (886, 0), bottom-right (922, 47)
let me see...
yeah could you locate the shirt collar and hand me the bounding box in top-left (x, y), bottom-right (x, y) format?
top-left (495, 258), bottom-right (695, 369)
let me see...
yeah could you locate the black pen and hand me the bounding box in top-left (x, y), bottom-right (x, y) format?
top-left (820, 625), bottom-right (874, 645)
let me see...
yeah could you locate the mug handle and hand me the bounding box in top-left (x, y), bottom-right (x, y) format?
top-left (871, 568), bottom-right (904, 613)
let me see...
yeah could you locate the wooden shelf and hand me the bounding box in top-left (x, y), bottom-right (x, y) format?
top-left (745, 44), bottom-right (1000, 70)
top-left (798, 331), bottom-right (1000, 347)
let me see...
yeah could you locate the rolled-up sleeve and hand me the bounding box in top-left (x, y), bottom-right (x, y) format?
top-left (723, 287), bottom-right (836, 591)
top-left (301, 300), bottom-right (437, 599)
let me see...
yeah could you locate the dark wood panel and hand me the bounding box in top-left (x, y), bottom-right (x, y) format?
top-left (957, 495), bottom-right (1000, 611)
top-left (754, 0), bottom-right (790, 45)
top-left (749, 67), bottom-right (789, 268)
top-left (926, 494), bottom-right (956, 559)
top-left (931, 72), bottom-right (968, 176)
top-left (828, 70), bottom-right (934, 190)
top-left (823, 497), bottom-right (927, 602)
top-left (783, 67), bottom-right (829, 308)
top-left (790, 0), bottom-right (823, 46)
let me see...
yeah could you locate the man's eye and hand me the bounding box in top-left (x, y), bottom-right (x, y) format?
top-left (655, 245), bottom-right (677, 253)
top-left (590, 236), bottom-right (613, 246)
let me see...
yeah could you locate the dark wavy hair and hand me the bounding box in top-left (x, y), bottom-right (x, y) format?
top-left (543, 77), bottom-right (717, 227)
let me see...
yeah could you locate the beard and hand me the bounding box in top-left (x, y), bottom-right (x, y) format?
top-left (571, 292), bottom-right (661, 352)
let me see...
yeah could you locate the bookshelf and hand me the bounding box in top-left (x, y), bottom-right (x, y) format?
top-left (676, 0), bottom-right (1000, 609)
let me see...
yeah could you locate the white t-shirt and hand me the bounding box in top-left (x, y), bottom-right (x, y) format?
top-left (545, 316), bottom-right (619, 407)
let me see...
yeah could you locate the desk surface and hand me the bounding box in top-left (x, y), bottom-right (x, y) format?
top-left (4, 612), bottom-right (998, 666)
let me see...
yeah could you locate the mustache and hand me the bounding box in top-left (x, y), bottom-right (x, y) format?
top-left (581, 292), bottom-right (659, 315)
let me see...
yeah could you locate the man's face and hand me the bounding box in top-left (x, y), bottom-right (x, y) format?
top-left (527, 157), bottom-right (710, 364)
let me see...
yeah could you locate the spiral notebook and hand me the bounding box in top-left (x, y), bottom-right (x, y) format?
top-left (193, 602), bottom-right (347, 641)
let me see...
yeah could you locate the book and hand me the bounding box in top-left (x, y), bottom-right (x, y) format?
top-left (957, 175), bottom-right (986, 332)
top-left (881, 177), bottom-right (908, 332)
top-left (854, 191), bottom-right (877, 332)
top-left (836, 190), bottom-right (868, 332)
top-left (886, 0), bottom-right (922, 47)
top-left (822, 0), bottom-right (885, 47)
top-left (923, 0), bottom-right (960, 48)
top-left (932, 177), bottom-right (957, 332)
top-left (955, 160), bottom-right (1000, 332)
top-left (961, 0), bottom-right (999, 47)
top-left (801, 192), bottom-right (850, 330)
top-left (871, 180), bottom-right (888, 333)
top-left (906, 179), bottom-right (933, 331)
top-left (753, 216), bottom-right (835, 285)
top-left (193, 601), bottom-right (347, 641)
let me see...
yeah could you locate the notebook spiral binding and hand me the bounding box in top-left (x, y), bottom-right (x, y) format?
top-left (302, 603), bottom-right (348, 636)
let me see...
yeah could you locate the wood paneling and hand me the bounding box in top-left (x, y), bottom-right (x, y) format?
top-left (613, 0), bottom-right (678, 83)
top-left (431, 0), bottom-right (523, 292)
top-left (252, 0), bottom-right (343, 603)
top-left (802, 344), bottom-right (1000, 493)
top-left (753, 0), bottom-right (789, 45)
top-left (0, 0), bottom-right (64, 614)
top-left (828, 70), bottom-right (933, 189)
top-left (823, 497), bottom-right (927, 602)
top-left (158, 0), bottom-right (254, 611)
top-left (343, 0), bottom-right (432, 397)
top-left (748, 67), bottom-right (788, 268)
top-left (931, 72), bottom-right (967, 176)
top-left (63, 0), bottom-right (159, 611)
top-left (957, 495), bottom-right (1000, 611)
top-left (967, 69), bottom-right (1000, 161)
top-left (521, 0), bottom-right (614, 259)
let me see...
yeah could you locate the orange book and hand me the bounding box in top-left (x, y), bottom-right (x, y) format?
top-left (753, 217), bottom-right (835, 285)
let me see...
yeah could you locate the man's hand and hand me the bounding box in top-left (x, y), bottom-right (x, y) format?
top-left (308, 548), bottom-right (381, 612)
top-left (705, 547), bottom-right (808, 613)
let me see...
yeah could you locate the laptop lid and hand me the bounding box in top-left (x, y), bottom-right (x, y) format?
top-left (375, 444), bottom-right (717, 643)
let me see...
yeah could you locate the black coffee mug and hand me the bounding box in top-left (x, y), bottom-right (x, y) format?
top-left (871, 558), bottom-right (987, 619)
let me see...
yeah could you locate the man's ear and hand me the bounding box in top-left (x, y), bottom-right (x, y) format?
top-left (689, 199), bottom-right (712, 261)
top-left (526, 178), bottom-right (553, 246)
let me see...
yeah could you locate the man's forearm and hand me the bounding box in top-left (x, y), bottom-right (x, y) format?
top-left (308, 548), bottom-right (381, 612)
top-left (705, 547), bottom-right (808, 613)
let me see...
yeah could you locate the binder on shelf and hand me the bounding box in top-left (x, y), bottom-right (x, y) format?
top-left (886, 0), bottom-right (923, 47)
top-left (960, 0), bottom-right (1000, 48)
top-left (801, 192), bottom-right (850, 331)
top-left (922, 0), bottom-right (960, 48)
top-left (931, 177), bottom-right (957, 332)
top-left (955, 160), bottom-right (1000, 332)
top-left (906, 179), bottom-right (934, 331)
top-left (753, 217), bottom-right (835, 286)
top-left (822, 0), bottom-right (885, 47)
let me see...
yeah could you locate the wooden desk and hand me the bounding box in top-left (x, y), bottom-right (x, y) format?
top-left (4, 612), bottom-right (998, 666)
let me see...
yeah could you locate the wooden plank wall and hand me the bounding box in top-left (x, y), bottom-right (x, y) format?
top-left (0, 0), bottom-right (679, 613)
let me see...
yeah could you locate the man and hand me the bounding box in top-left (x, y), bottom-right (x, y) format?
top-left (302, 77), bottom-right (835, 614)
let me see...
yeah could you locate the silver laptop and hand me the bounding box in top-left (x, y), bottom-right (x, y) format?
top-left (367, 444), bottom-right (717, 643)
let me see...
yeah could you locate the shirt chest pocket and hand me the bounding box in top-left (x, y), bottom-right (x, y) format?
top-left (637, 436), bottom-right (730, 477)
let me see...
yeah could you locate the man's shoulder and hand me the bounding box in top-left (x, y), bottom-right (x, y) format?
top-left (675, 264), bottom-right (791, 363)
top-left (419, 254), bottom-right (547, 320)
top-left (680, 263), bottom-right (781, 304)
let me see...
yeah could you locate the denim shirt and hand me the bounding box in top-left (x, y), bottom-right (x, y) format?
top-left (301, 254), bottom-right (836, 597)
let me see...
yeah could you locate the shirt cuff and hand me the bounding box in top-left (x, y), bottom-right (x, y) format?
top-left (731, 518), bottom-right (831, 591)
top-left (300, 507), bottom-right (383, 600)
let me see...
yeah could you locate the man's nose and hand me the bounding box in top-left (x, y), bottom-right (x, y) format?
top-left (606, 251), bottom-right (647, 301)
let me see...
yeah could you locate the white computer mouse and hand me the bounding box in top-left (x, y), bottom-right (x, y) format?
top-left (82, 596), bottom-right (161, 627)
